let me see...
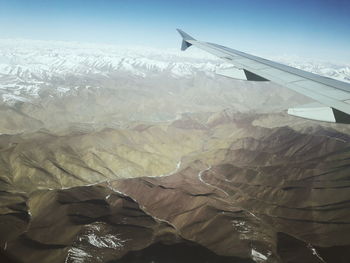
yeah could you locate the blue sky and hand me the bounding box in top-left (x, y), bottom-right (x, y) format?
top-left (0, 0), bottom-right (349, 62)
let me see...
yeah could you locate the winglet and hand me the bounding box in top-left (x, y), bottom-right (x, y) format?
top-left (176, 29), bottom-right (196, 51)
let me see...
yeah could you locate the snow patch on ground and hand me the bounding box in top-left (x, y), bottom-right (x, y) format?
top-left (307, 243), bottom-right (327, 263)
top-left (232, 220), bottom-right (251, 234)
top-left (2, 94), bottom-right (31, 105)
top-left (81, 224), bottom-right (127, 249)
top-left (56, 86), bottom-right (70, 94)
top-left (86, 233), bottom-right (126, 249)
top-left (65, 247), bottom-right (92, 263)
top-left (251, 248), bottom-right (268, 262)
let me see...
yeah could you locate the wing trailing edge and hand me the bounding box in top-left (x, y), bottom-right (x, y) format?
top-left (216, 67), bottom-right (269, 81)
top-left (288, 103), bottom-right (350, 124)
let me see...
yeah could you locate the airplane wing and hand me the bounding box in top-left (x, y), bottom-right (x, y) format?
top-left (177, 29), bottom-right (350, 124)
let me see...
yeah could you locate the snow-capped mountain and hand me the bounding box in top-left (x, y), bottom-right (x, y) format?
top-left (272, 55), bottom-right (350, 83)
top-left (0, 39), bottom-right (232, 105)
top-left (0, 39), bottom-right (349, 106)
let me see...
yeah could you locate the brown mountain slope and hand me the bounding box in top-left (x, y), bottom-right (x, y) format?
top-left (0, 114), bottom-right (349, 262)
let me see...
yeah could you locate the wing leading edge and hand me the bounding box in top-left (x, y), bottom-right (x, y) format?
top-left (177, 29), bottom-right (350, 124)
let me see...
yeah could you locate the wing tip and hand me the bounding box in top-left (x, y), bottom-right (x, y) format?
top-left (176, 29), bottom-right (195, 51)
top-left (176, 29), bottom-right (196, 41)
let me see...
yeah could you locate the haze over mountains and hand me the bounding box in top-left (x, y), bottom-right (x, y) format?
top-left (0, 39), bottom-right (350, 263)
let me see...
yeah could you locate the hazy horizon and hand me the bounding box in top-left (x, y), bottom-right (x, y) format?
top-left (1, 0), bottom-right (350, 63)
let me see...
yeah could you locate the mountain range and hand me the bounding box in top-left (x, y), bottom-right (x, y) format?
top-left (0, 39), bottom-right (350, 263)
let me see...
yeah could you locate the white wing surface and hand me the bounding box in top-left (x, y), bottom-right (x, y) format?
top-left (177, 29), bottom-right (350, 124)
